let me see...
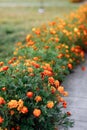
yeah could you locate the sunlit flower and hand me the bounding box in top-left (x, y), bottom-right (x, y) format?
top-left (46, 101), bottom-right (54, 108)
top-left (8, 100), bottom-right (18, 109)
top-left (33, 108), bottom-right (41, 117)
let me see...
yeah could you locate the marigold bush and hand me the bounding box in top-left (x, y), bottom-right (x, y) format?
top-left (13, 5), bottom-right (87, 81)
top-left (0, 4), bottom-right (87, 130)
top-left (0, 62), bottom-right (73, 130)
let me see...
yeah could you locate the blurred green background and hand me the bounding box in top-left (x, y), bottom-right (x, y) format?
top-left (0, 0), bottom-right (82, 60)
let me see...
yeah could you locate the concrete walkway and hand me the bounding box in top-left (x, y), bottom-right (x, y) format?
top-left (63, 54), bottom-right (87, 130)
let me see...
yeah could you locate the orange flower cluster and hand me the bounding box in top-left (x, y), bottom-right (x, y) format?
top-left (8, 99), bottom-right (28, 114)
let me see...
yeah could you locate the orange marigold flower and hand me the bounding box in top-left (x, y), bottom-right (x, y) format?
top-left (54, 80), bottom-right (60, 88)
top-left (51, 86), bottom-right (56, 94)
top-left (1, 87), bottom-right (7, 91)
top-left (50, 28), bottom-right (56, 34)
top-left (26, 91), bottom-right (34, 98)
top-left (32, 45), bottom-right (38, 50)
top-left (8, 57), bottom-right (16, 64)
top-left (58, 86), bottom-right (64, 94)
top-left (48, 77), bottom-right (55, 85)
top-left (21, 106), bottom-right (28, 114)
top-left (58, 97), bottom-right (64, 102)
top-left (12, 57), bottom-right (17, 61)
top-left (35, 29), bottom-right (41, 35)
top-left (80, 51), bottom-right (84, 57)
top-left (0, 97), bottom-right (5, 105)
top-left (35, 96), bottom-right (42, 102)
top-left (33, 57), bottom-right (39, 61)
top-left (49, 21), bottom-right (56, 26)
top-left (55, 37), bottom-right (59, 43)
top-left (8, 60), bottom-right (14, 64)
top-left (26, 34), bottom-right (32, 42)
top-left (65, 54), bottom-right (70, 58)
top-left (34, 63), bottom-right (40, 68)
top-left (71, 47), bottom-right (75, 52)
top-left (8, 100), bottom-right (18, 109)
top-left (32, 62), bottom-right (40, 68)
top-left (0, 61), bottom-right (4, 66)
top-left (42, 64), bottom-right (52, 71)
top-left (33, 108), bottom-right (41, 117)
top-left (46, 101), bottom-right (54, 109)
top-left (43, 70), bottom-right (53, 77)
top-left (0, 116), bottom-right (4, 124)
top-left (0, 66), bottom-right (9, 72)
top-left (27, 67), bottom-right (33, 73)
top-left (27, 40), bottom-right (35, 46)
top-left (57, 54), bottom-right (64, 59)
top-left (68, 63), bottom-right (73, 70)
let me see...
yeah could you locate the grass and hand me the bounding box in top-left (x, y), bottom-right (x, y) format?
top-left (0, 0), bottom-right (81, 60)
top-left (0, 0), bottom-right (71, 2)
